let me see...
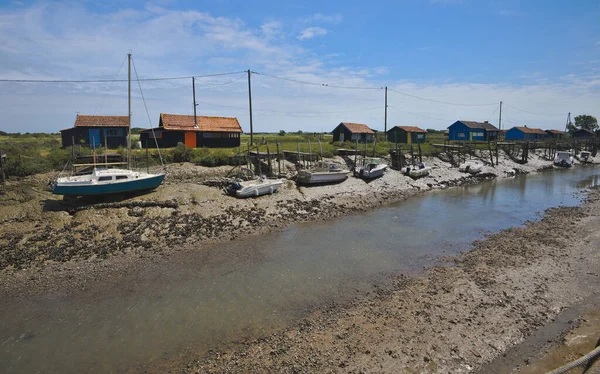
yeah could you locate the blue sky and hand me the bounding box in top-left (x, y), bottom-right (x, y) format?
top-left (0, 0), bottom-right (598, 133)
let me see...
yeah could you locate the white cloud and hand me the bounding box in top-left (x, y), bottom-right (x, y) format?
top-left (302, 13), bottom-right (343, 24)
top-left (297, 27), bottom-right (327, 40)
top-left (260, 21), bottom-right (282, 39)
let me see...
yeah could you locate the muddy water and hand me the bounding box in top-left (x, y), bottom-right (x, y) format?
top-left (1, 166), bottom-right (599, 373)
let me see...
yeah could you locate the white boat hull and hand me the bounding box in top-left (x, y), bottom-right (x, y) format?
top-left (554, 152), bottom-right (574, 167)
top-left (231, 179), bottom-right (285, 198)
top-left (355, 164), bottom-right (387, 179)
top-left (459, 162), bottom-right (483, 174)
top-left (297, 170), bottom-right (350, 185)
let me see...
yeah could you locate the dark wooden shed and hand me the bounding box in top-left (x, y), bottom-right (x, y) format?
top-left (545, 129), bottom-right (566, 139)
top-left (331, 122), bottom-right (374, 143)
top-left (60, 115), bottom-right (129, 148)
top-left (386, 126), bottom-right (427, 144)
top-left (573, 128), bottom-right (596, 139)
top-left (139, 113), bottom-right (243, 148)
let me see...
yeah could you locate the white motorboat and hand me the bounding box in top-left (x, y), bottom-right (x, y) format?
top-left (297, 162), bottom-right (350, 185)
top-left (459, 161), bottom-right (483, 174)
top-left (402, 164), bottom-right (431, 178)
top-left (354, 157), bottom-right (387, 179)
top-left (227, 178), bottom-right (284, 198)
top-left (554, 151), bottom-right (574, 167)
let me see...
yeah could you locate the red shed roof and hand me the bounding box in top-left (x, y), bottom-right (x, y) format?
top-left (159, 113), bottom-right (243, 132)
top-left (74, 115), bottom-right (129, 128)
top-left (512, 126), bottom-right (547, 134)
top-left (340, 122), bottom-right (374, 134)
top-left (392, 126), bottom-right (427, 133)
top-left (545, 129), bottom-right (566, 134)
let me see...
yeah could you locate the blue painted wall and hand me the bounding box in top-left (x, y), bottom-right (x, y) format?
top-left (448, 121), bottom-right (486, 141)
top-left (505, 128), bottom-right (545, 140)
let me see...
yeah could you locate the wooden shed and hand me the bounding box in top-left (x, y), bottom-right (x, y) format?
top-left (545, 129), bottom-right (566, 139)
top-left (573, 128), bottom-right (596, 139)
top-left (139, 113), bottom-right (243, 148)
top-left (448, 120), bottom-right (499, 141)
top-left (331, 122), bottom-right (374, 143)
top-left (386, 126), bottom-right (427, 144)
top-left (505, 126), bottom-right (547, 141)
top-left (60, 115), bottom-right (129, 148)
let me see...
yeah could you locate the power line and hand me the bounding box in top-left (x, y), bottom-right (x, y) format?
top-left (0, 71), bottom-right (247, 83)
top-left (194, 72), bottom-right (247, 86)
top-left (388, 87), bottom-right (497, 106)
top-left (503, 103), bottom-right (562, 117)
top-left (252, 71), bottom-right (384, 90)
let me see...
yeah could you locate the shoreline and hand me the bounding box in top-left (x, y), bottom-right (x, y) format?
top-left (0, 151), bottom-right (558, 297)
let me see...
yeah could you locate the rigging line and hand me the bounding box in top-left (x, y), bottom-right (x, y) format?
top-left (131, 57), bottom-right (164, 167)
top-left (0, 70), bottom-right (247, 83)
top-left (486, 104), bottom-right (500, 123)
top-left (93, 55), bottom-right (127, 116)
top-left (387, 87), bottom-right (497, 106)
top-left (252, 71), bottom-right (384, 90)
top-left (194, 72), bottom-right (247, 86)
top-left (503, 103), bottom-right (562, 117)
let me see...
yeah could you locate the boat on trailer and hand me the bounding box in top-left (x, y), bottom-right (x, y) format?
top-left (297, 162), bottom-right (350, 185)
top-left (354, 157), bottom-right (387, 179)
top-left (52, 53), bottom-right (165, 197)
top-left (554, 151), bottom-right (574, 167)
top-left (227, 178), bottom-right (284, 198)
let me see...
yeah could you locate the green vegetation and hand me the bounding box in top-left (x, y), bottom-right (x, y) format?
top-left (574, 114), bottom-right (598, 132)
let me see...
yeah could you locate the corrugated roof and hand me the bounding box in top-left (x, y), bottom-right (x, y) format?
top-left (512, 126), bottom-right (547, 134)
top-left (340, 122), bottom-right (374, 134)
top-left (159, 113), bottom-right (243, 132)
top-left (459, 120), bottom-right (499, 131)
top-left (545, 129), bottom-right (566, 134)
top-left (74, 115), bottom-right (129, 128)
top-left (392, 126), bottom-right (427, 133)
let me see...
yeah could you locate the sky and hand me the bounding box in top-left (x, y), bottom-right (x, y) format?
top-left (0, 0), bottom-right (599, 133)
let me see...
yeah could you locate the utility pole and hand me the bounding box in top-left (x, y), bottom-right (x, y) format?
top-left (384, 86), bottom-right (388, 138)
top-left (498, 101), bottom-right (502, 131)
top-left (192, 77), bottom-right (198, 127)
top-left (247, 69), bottom-right (254, 145)
top-left (127, 52), bottom-right (131, 170)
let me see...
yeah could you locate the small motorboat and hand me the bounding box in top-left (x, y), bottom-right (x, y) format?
top-left (297, 162), bottom-right (350, 185)
top-left (459, 161), bottom-right (483, 175)
top-left (52, 168), bottom-right (165, 196)
top-left (354, 157), bottom-right (387, 179)
top-left (401, 162), bottom-right (431, 178)
top-left (578, 151), bottom-right (592, 163)
top-left (554, 151), bottom-right (574, 167)
top-left (227, 178), bottom-right (284, 198)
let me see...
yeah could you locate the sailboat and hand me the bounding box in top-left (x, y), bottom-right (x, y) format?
top-left (52, 54), bottom-right (165, 196)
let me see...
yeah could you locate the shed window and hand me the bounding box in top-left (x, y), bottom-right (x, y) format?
top-left (105, 128), bottom-right (123, 137)
top-left (148, 131), bottom-right (162, 139)
top-left (473, 132), bottom-right (484, 137)
top-left (98, 176), bottom-right (112, 181)
top-left (366, 134), bottom-right (372, 141)
top-left (458, 132), bottom-right (466, 138)
top-left (417, 134), bottom-right (424, 139)
top-left (351, 134), bottom-right (358, 141)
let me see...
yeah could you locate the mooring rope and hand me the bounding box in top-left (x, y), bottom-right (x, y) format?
top-left (547, 345), bottom-right (600, 374)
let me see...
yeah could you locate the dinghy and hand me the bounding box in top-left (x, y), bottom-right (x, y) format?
top-left (459, 161), bottom-right (483, 175)
top-left (401, 163), bottom-right (431, 178)
top-left (578, 151), bottom-right (592, 163)
top-left (354, 157), bottom-right (387, 179)
top-left (297, 162), bottom-right (350, 185)
top-left (227, 178), bottom-right (284, 198)
top-left (554, 151), bottom-right (574, 167)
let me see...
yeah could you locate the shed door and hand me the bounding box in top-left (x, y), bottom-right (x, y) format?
top-left (89, 129), bottom-right (101, 148)
top-left (184, 132), bottom-right (196, 148)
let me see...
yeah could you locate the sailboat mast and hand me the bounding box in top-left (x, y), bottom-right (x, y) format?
top-left (127, 53), bottom-right (132, 170)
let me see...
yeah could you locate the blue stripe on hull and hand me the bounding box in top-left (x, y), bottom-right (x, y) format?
top-left (53, 175), bottom-right (165, 196)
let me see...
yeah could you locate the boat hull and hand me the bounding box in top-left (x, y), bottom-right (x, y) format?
top-left (52, 174), bottom-right (165, 196)
top-left (355, 165), bottom-right (387, 179)
top-left (297, 171), bottom-right (349, 185)
top-left (235, 180), bottom-right (284, 198)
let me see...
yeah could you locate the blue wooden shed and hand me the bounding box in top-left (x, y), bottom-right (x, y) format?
top-left (447, 120), bottom-right (499, 141)
top-left (505, 126), bottom-right (547, 141)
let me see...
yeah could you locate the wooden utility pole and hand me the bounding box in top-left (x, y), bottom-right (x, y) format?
top-left (192, 77), bottom-right (198, 127)
top-left (247, 69), bottom-right (254, 145)
top-left (384, 86), bottom-right (388, 135)
top-left (498, 101), bottom-right (502, 130)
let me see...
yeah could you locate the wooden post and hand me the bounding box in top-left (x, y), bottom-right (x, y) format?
top-left (354, 138), bottom-right (358, 169)
top-left (0, 143), bottom-right (5, 184)
top-left (104, 140), bottom-right (108, 165)
top-left (318, 136), bottom-right (323, 161)
top-left (308, 139), bottom-right (312, 168)
top-left (487, 140), bottom-right (494, 166)
top-left (71, 136), bottom-right (75, 173)
top-left (297, 140), bottom-right (301, 167)
top-left (410, 143), bottom-right (415, 166)
top-left (266, 143), bottom-right (272, 176)
top-left (384, 86), bottom-right (388, 135)
top-left (276, 142), bottom-right (281, 176)
top-left (146, 140), bottom-right (149, 173)
top-left (495, 142), bottom-right (499, 166)
top-left (247, 142), bottom-right (250, 168)
top-left (92, 136), bottom-right (96, 169)
top-left (192, 77), bottom-right (197, 127)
